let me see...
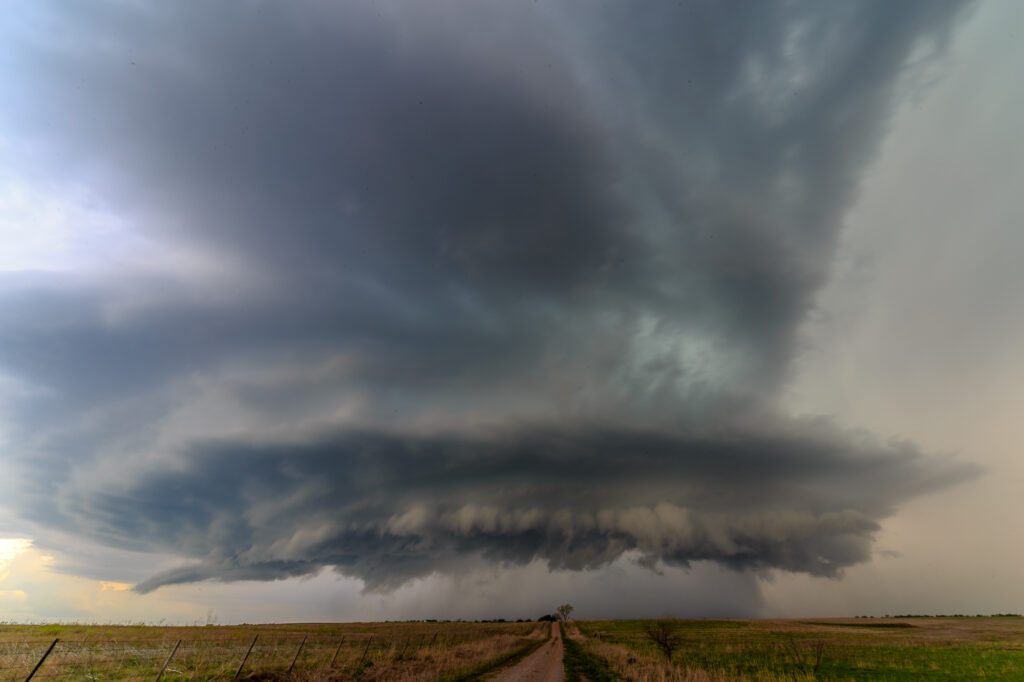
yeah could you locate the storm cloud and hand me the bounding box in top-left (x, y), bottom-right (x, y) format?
top-left (0, 0), bottom-right (977, 596)
top-left (103, 422), bottom-right (964, 593)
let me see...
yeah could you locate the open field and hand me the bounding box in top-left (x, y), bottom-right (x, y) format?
top-left (3, 617), bottom-right (1023, 680)
top-left (0, 621), bottom-right (546, 681)
top-left (572, 617), bottom-right (1024, 681)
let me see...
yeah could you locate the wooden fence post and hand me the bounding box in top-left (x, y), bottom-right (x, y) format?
top-left (329, 636), bottom-right (345, 667)
top-left (155, 639), bottom-right (181, 681)
top-left (287, 635), bottom-right (307, 674)
top-left (24, 638), bottom-right (58, 682)
top-left (232, 634), bottom-right (258, 681)
top-left (358, 635), bottom-right (374, 666)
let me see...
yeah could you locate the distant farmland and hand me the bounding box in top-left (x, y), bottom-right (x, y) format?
top-left (1, 616), bottom-right (1022, 680)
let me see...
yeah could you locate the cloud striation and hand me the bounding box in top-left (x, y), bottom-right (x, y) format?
top-left (0, 0), bottom-right (977, 594)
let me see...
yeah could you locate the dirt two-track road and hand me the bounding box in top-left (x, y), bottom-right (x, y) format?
top-left (490, 621), bottom-right (565, 682)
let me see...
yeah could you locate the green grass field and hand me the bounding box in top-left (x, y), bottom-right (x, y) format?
top-left (573, 617), bottom-right (1024, 681)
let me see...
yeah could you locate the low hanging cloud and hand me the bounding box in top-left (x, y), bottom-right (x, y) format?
top-left (0, 0), bottom-right (977, 595)
top-left (104, 422), bottom-right (969, 594)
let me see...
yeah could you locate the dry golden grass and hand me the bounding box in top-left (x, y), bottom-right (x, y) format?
top-left (330, 625), bottom-right (546, 682)
top-left (576, 636), bottom-right (728, 682)
top-left (0, 621), bottom-right (544, 681)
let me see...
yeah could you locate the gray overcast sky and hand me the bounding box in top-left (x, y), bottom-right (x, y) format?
top-left (0, 0), bottom-right (1021, 623)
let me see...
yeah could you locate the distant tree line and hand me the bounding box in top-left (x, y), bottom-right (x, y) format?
top-left (857, 613), bottom-right (1022, 618)
top-left (384, 618), bottom-right (536, 623)
top-left (538, 604), bottom-right (574, 623)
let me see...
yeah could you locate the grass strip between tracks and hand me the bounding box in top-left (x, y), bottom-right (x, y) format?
top-left (562, 634), bottom-right (621, 682)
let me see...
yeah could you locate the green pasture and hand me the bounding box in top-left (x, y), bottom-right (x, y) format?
top-left (577, 617), bottom-right (1024, 681)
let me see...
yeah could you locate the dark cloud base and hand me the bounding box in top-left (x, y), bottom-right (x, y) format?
top-left (34, 420), bottom-right (971, 593)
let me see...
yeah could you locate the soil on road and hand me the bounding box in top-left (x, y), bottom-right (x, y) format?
top-left (489, 622), bottom-right (564, 682)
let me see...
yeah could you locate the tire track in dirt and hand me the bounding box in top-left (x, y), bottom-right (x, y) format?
top-left (489, 622), bottom-right (564, 682)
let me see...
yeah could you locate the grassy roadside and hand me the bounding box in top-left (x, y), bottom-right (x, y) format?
top-left (562, 632), bottom-right (621, 682)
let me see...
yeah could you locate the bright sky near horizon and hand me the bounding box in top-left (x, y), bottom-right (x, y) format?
top-left (1, 0), bottom-right (1023, 623)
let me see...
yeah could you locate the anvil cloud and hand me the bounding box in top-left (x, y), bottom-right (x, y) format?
top-left (0, 0), bottom-right (976, 598)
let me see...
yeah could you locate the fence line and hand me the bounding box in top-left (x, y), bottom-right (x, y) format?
top-left (0, 628), bottom-right (502, 680)
top-left (232, 634), bottom-right (258, 681)
top-left (23, 638), bottom-right (57, 681)
top-left (154, 639), bottom-right (180, 682)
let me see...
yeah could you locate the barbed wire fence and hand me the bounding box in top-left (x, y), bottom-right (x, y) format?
top-left (0, 629), bottom-right (474, 681)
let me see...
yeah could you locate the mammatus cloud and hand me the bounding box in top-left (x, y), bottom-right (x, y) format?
top-left (0, 0), bottom-right (977, 595)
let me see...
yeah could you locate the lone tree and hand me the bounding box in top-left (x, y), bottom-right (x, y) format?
top-left (645, 620), bottom-right (682, 661)
top-left (556, 604), bottom-right (574, 623)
